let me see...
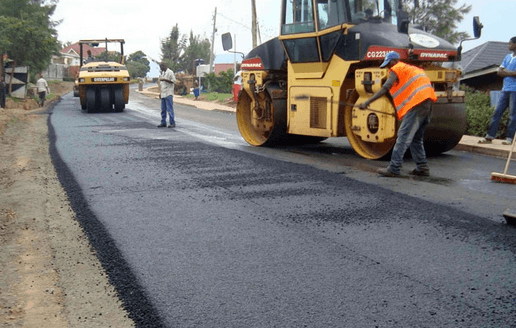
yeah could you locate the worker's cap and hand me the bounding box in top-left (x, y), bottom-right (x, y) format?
top-left (380, 51), bottom-right (400, 68)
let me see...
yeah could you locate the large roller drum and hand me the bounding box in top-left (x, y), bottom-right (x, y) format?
top-left (344, 105), bottom-right (398, 159)
top-left (423, 102), bottom-right (466, 155)
top-left (344, 87), bottom-right (399, 159)
top-left (344, 100), bottom-right (466, 159)
top-left (236, 85), bottom-right (288, 146)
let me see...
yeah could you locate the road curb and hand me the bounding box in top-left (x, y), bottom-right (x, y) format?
top-left (454, 144), bottom-right (511, 159)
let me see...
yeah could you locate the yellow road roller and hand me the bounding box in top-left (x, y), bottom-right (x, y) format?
top-left (77, 39), bottom-right (130, 113)
top-left (223, 0), bottom-right (482, 159)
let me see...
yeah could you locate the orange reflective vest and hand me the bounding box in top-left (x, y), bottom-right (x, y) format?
top-left (389, 62), bottom-right (437, 120)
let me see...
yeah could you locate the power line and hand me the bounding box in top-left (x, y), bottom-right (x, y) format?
top-left (217, 12), bottom-right (275, 40)
top-left (217, 13), bottom-right (252, 31)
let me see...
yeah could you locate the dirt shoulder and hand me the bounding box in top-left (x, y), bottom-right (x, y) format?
top-left (0, 83), bottom-right (135, 327)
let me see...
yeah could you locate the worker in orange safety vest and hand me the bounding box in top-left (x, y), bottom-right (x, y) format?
top-left (358, 51), bottom-right (437, 177)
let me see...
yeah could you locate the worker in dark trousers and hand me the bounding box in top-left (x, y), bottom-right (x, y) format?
top-left (0, 77), bottom-right (6, 108)
top-left (358, 51), bottom-right (437, 177)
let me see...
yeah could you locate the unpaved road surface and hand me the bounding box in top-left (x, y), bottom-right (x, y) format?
top-left (0, 90), bottom-right (135, 327)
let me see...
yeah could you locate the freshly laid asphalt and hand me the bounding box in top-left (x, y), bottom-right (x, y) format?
top-left (48, 92), bottom-right (516, 327)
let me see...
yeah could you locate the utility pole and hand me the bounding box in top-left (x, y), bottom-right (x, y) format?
top-left (233, 34), bottom-right (237, 77)
top-left (251, 0), bottom-right (257, 48)
top-left (209, 7), bottom-right (217, 74)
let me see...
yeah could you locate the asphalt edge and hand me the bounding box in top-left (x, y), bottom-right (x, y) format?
top-left (46, 97), bottom-right (166, 328)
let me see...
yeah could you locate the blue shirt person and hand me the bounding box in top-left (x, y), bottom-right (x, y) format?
top-left (479, 36), bottom-right (516, 145)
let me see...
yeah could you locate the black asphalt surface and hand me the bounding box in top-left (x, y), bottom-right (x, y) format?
top-left (48, 93), bottom-right (516, 327)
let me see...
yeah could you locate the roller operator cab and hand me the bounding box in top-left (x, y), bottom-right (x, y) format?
top-left (76, 39), bottom-right (131, 113)
top-left (231, 0), bottom-right (482, 159)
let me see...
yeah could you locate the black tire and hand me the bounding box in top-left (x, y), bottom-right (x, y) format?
top-left (100, 88), bottom-right (111, 111)
top-left (114, 86), bottom-right (125, 112)
top-left (86, 88), bottom-right (96, 113)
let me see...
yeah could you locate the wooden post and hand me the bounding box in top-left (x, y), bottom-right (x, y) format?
top-left (209, 7), bottom-right (217, 74)
top-left (8, 60), bottom-right (15, 95)
top-left (0, 54), bottom-right (3, 80)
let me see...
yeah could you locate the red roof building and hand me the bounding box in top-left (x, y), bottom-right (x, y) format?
top-left (214, 63), bottom-right (234, 75)
top-left (60, 42), bottom-right (106, 58)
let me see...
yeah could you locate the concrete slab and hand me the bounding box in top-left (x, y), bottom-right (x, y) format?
top-left (455, 135), bottom-right (515, 159)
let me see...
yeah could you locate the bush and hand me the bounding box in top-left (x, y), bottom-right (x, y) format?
top-left (464, 86), bottom-right (510, 138)
top-left (204, 69), bottom-right (234, 93)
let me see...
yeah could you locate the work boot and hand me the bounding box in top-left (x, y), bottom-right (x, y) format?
top-left (377, 168), bottom-right (399, 177)
top-left (410, 168), bottom-right (430, 176)
top-left (157, 123), bottom-right (167, 128)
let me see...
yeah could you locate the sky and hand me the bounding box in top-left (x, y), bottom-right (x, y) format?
top-left (456, 0), bottom-right (515, 52)
top-left (53, 0), bottom-right (281, 77)
top-left (53, 0), bottom-right (513, 77)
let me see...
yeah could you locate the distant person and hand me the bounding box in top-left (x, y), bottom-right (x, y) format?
top-left (193, 79), bottom-right (200, 100)
top-left (36, 74), bottom-right (49, 107)
top-left (358, 51), bottom-right (437, 177)
top-left (180, 84), bottom-right (187, 96)
top-left (0, 77), bottom-right (6, 108)
top-left (85, 50), bottom-right (94, 64)
top-left (479, 36), bottom-right (516, 145)
top-left (157, 62), bottom-right (177, 128)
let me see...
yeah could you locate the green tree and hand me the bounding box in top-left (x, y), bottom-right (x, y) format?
top-left (180, 31), bottom-right (210, 75)
top-left (204, 68), bottom-right (234, 93)
top-left (203, 72), bottom-right (220, 93)
top-left (160, 24), bottom-right (186, 72)
top-left (401, 0), bottom-right (471, 44)
top-left (0, 0), bottom-right (61, 79)
top-left (126, 50), bottom-right (150, 78)
top-left (160, 25), bottom-right (210, 75)
top-left (218, 69), bottom-right (234, 94)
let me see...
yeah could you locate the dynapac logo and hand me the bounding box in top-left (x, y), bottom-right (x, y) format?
top-left (241, 58), bottom-right (263, 70)
top-left (413, 49), bottom-right (456, 61)
top-left (419, 52), bottom-right (448, 59)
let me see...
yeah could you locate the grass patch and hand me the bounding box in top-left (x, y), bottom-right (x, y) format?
top-left (183, 92), bottom-right (232, 101)
top-left (203, 93), bottom-right (232, 101)
top-left (7, 96), bottom-right (22, 103)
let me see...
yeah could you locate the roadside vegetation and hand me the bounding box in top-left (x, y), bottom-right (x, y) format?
top-left (203, 69), bottom-right (234, 94)
top-left (464, 86), bottom-right (510, 139)
top-left (183, 92), bottom-right (233, 102)
top-left (0, 0), bottom-right (61, 82)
